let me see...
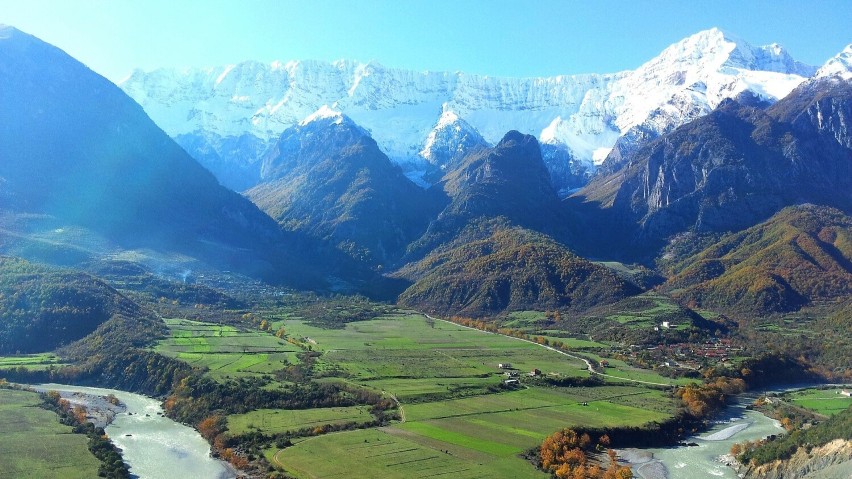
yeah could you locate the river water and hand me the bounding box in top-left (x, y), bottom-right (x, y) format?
top-left (37, 384), bottom-right (235, 479)
top-left (624, 397), bottom-right (784, 479)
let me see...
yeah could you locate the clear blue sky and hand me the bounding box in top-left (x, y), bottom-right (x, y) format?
top-left (1, 0), bottom-right (850, 83)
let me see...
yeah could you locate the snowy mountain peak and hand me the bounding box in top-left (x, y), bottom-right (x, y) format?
top-left (299, 104), bottom-right (345, 126)
top-left (648, 28), bottom-right (813, 76)
top-left (120, 28), bottom-right (817, 192)
top-left (435, 109), bottom-right (460, 129)
top-left (816, 44), bottom-right (852, 80)
top-left (419, 109), bottom-right (488, 171)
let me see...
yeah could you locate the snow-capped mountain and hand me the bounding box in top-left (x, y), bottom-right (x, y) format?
top-left (120, 28), bottom-right (818, 190)
top-left (816, 44), bottom-right (852, 80)
top-left (418, 109), bottom-right (489, 184)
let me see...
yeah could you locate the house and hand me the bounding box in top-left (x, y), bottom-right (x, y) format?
top-left (840, 390), bottom-right (852, 397)
top-left (498, 363), bottom-right (512, 369)
top-left (504, 371), bottom-right (519, 378)
top-left (661, 321), bottom-right (671, 329)
top-left (599, 360), bottom-right (610, 368)
top-left (529, 368), bottom-right (542, 376)
top-left (503, 379), bottom-right (520, 386)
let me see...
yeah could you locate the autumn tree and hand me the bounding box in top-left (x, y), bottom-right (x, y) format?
top-left (198, 415), bottom-right (225, 441)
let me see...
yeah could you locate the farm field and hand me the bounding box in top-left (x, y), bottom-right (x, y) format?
top-left (270, 427), bottom-right (548, 479)
top-left (785, 387), bottom-right (852, 416)
top-left (284, 314), bottom-right (590, 387)
top-left (261, 314), bottom-right (678, 478)
top-left (583, 353), bottom-right (695, 386)
top-left (0, 353), bottom-right (67, 371)
top-left (157, 309), bottom-right (679, 478)
top-left (604, 293), bottom-right (688, 330)
top-left (0, 388), bottom-right (101, 479)
top-left (359, 376), bottom-right (501, 402)
top-left (399, 386), bottom-right (673, 452)
top-left (155, 318), bottom-right (301, 381)
top-left (228, 406), bottom-right (374, 435)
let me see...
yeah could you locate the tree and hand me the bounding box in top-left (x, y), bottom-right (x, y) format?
top-left (198, 415), bottom-right (225, 441)
top-left (555, 463), bottom-right (572, 479)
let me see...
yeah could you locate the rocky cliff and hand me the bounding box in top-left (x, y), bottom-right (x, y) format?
top-left (740, 439), bottom-right (852, 479)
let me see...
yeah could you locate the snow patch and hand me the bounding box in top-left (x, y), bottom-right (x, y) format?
top-left (816, 44), bottom-right (852, 80)
top-left (215, 65), bottom-right (235, 86)
top-left (299, 105), bottom-right (344, 126)
top-left (592, 147), bottom-right (613, 165)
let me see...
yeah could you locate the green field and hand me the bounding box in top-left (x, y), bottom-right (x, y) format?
top-left (605, 294), bottom-right (687, 330)
top-left (262, 314), bottom-right (677, 478)
top-left (283, 314), bottom-right (590, 391)
top-left (159, 310), bottom-right (678, 478)
top-left (785, 388), bottom-right (852, 416)
top-left (228, 406), bottom-right (374, 435)
top-left (272, 387), bottom-right (672, 479)
top-left (533, 333), bottom-right (608, 350)
top-left (359, 377), bottom-right (501, 402)
top-left (270, 428), bottom-right (548, 479)
top-left (0, 353), bottom-right (67, 371)
top-left (155, 318), bottom-right (302, 380)
top-left (401, 386), bottom-right (672, 452)
top-left (0, 388), bottom-right (101, 478)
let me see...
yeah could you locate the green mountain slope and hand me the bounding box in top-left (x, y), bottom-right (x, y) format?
top-left (398, 222), bottom-right (640, 317)
top-left (662, 205), bottom-right (852, 314)
top-left (0, 256), bottom-right (157, 354)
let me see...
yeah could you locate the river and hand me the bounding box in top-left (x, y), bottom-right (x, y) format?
top-left (36, 384), bottom-right (235, 479)
top-left (621, 396), bottom-right (784, 479)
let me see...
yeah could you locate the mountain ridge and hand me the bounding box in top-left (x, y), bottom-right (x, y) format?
top-left (119, 28), bottom-right (819, 191)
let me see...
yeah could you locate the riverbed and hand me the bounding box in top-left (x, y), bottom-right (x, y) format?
top-left (621, 399), bottom-right (784, 479)
top-left (37, 384), bottom-right (235, 479)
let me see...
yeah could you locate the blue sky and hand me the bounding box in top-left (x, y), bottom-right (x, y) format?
top-left (1, 0), bottom-right (850, 82)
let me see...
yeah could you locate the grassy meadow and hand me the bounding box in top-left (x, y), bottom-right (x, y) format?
top-left (228, 405), bottom-right (375, 435)
top-left (0, 388), bottom-right (101, 479)
top-left (785, 387), bottom-right (852, 416)
top-left (151, 310), bottom-right (680, 478)
top-left (269, 428), bottom-right (549, 479)
top-left (155, 318), bottom-right (302, 381)
top-left (0, 353), bottom-right (67, 372)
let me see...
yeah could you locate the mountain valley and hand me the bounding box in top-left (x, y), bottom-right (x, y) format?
top-left (0, 22), bottom-right (850, 479)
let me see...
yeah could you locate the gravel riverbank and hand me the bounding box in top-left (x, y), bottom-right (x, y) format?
top-left (32, 385), bottom-right (127, 429)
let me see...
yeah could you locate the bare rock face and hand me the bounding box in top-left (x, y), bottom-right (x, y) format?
top-left (740, 439), bottom-right (852, 479)
top-left (574, 78), bottom-right (852, 257)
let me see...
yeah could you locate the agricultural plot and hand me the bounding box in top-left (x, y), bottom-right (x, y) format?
top-left (503, 310), bottom-right (549, 327)
top-left (0, 353), bottom-right (66, 371)
top-left (155, 318), bottom-right (302, 380)
top-left (271, 386), bottom-right (673, 479)
top-left (261, 313), bottom-right (676, 476)
top-left (284, 314), bottom-right (590, 391)
top-left (785, 388), bottom-right (852, 416)
top-left (585, 353), bottom-right (695, 386)
top-left (270, 428), bottom-right (548, 479)
top-left (359, 377), bottom-right (501, 402)
top-left (0, 388), bottom-right (101, 479)
top-left (401, 386), bottom-right (673, 451)
top-left (533, 333), bottom-right (608, 350)
top-left (605, 294), bottom-right (687, 330)
top-left (228, 406), bottom-right (374, 435)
